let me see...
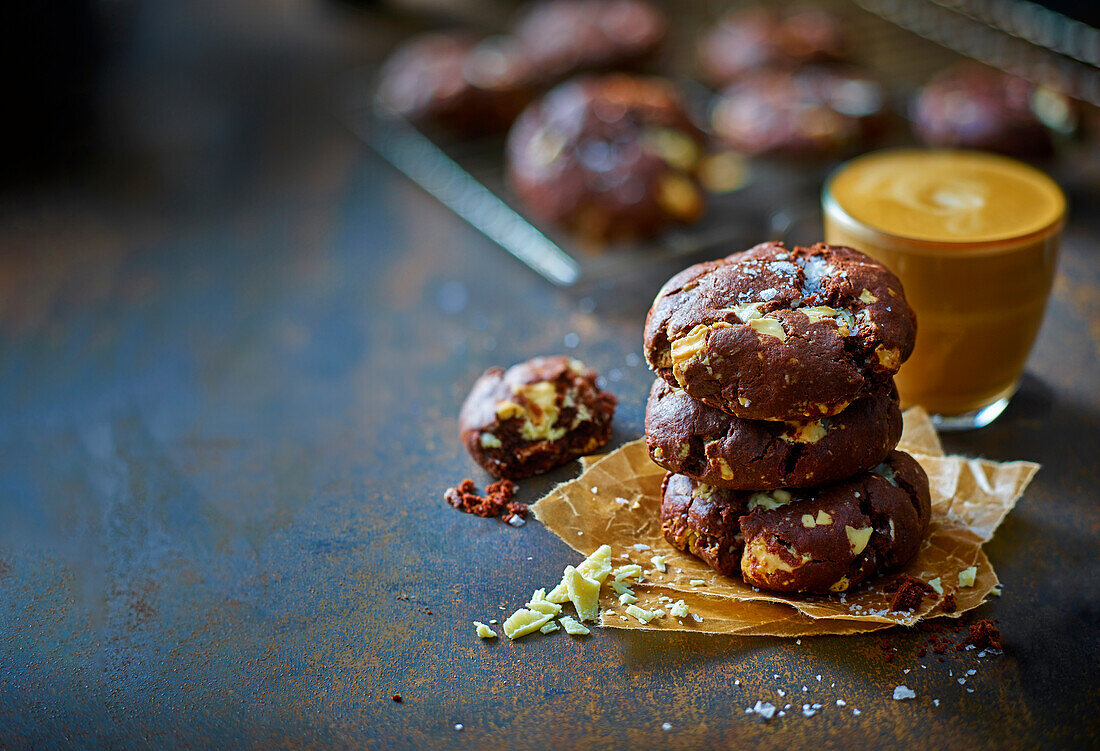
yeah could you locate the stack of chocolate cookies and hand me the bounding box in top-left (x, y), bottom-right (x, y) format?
top-left (643, 242), bottom-right (932, 594)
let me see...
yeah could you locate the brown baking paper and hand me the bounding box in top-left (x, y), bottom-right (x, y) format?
top-left (532, 408), bottom-right (1038, 637)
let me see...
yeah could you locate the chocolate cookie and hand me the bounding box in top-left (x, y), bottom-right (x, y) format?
top-left (377, 32), bottom-right (535, 136)
top-left (506, 74), bottom-right (707, 243)
top-left (661, 450), bottom-right (931, 594)
top-left (514, 0), bottom-right (667, 82)
top-left (644, 242), bottom-right (916, 421)
top-left (697, 5), bottom-right (849, 87)
top-left (912, 63), bottom-right (1072, 158)
top-left (645, 378), bottom-right (902, 490)
top-left (710, 66), bottom-right (888, 158)
top-left (459, 356), bottom-right (616, 479)
top-left (660, 472), bottom-right (749, 578)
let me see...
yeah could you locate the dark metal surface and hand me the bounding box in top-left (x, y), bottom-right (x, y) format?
top-left (2, 2), bottom-right (1099, 749)
top-left (3, 139), bottom-right (1099, 749)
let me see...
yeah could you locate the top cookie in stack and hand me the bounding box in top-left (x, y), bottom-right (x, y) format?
top-left (644, 241), bottom-right (915, 422)
top-left (642, 242), bottom-right (929, 595)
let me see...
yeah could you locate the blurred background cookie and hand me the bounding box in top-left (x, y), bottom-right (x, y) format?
top-left (645, 379), bottom-right (903, 490)
top-left (377, 31), bottom-right (536, 136)
top-left (710, 66), bottom-right (889, 158)
top-left (911, 62), bottom-right (1075, 158)
top-left (513, 0), bottom-right (667, 83)
top-left (697, 4), bottom-right (850, 88)
top-left (506, 74), bottom-right (707, 243)
top-left (459, 355), bottom-right (616, 479)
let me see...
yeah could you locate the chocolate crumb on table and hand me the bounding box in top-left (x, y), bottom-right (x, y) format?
top-left (958, 619), bottom-right (1002, 651)
top-left (459, 356), bottom-right (616, 479)
top-left (444, 479), bottom-right (529, 523)
top-left (941, 592), bottom-right (957, 613)
top-left (392, 694), bottom-right (403, 703)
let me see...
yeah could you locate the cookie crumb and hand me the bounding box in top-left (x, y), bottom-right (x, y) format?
top-left (444, 479), bottom-right (528, 523)
top-left (958, 619), bottom-right (1002, 651)
top-left (889, 575), bottom-right (934, 612)
top-left (941, 592), bottom-right (957, 613)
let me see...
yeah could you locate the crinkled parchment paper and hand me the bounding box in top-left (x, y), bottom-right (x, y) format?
top-left (532, 408), bottom-right (1038, 637)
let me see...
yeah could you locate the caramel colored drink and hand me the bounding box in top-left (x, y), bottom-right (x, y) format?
top-left (823, 149), bottom-right (1064, 428)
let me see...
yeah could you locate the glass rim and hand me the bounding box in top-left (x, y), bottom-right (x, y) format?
top-left (822, 150), bottom-right (1066, 257)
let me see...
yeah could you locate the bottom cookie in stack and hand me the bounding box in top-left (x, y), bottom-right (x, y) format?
top-left (660, 450), bottom-right (931, 594)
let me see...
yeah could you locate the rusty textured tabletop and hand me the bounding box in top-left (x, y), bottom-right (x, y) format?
top-left (3, 3), bottom-right (1100, 750)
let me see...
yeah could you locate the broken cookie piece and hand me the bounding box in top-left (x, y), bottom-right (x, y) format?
top-left (459, 356), bottom-right (616, 479)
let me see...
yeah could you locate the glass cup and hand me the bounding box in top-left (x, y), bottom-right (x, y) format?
top-left (823, 149), bottom-right (1065, 430)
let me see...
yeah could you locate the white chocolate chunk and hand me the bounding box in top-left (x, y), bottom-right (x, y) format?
top-left (564, 566), bottom-right (601, 622)
top-left (547, 545), bottom-right (613, 602)
top-left (613, 564), bottom-right (643, 582)
top-left (502, 609), bottom-right (553, 639)
top-left (559, 616), bottom-right (590, 636)
top-left (845, 525), bottom-right (873, 555)
top-left (748, 317), bottom-right (787, 341)
top-left (958, 566), bottom-right (977, 588)
top-left (625, 604), bottom-right (664, 624)
top-left (474, 621), bottom-right (498, 639)
top-left (748, 489), bottom-right (793, 511)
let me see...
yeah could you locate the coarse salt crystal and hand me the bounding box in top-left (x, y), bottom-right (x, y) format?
top-left (591, 487), bottom-right (598, 494)
top-left (661, 723), bottom-right (672, 731)
top-left (853, 709), bottom-right (861, 716)
top-left (454, 724), bottom-right (464, 731)
top-left (836, 699), bottom-right (846, 707)
top-left (751, 701), bottom-right (777, 720)
top-left (633, 543), bottom-right (651, 551)
top-left (893, 685), bottom-right (916, 701)
top-left (508, 516), bottom-right (526, 527)
top-left (933, 699), bottom-right (940, 707)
